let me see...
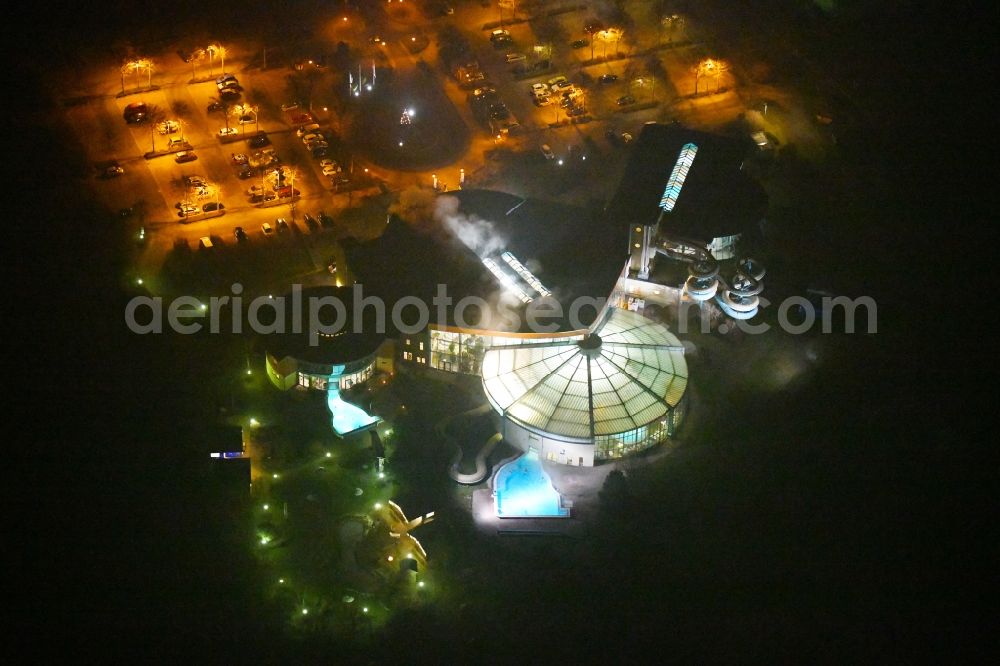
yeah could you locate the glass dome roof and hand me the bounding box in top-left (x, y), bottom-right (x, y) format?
top-left (481, 308), bottom-right (688, 441)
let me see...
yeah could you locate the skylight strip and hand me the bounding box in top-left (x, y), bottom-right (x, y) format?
top-left (482, 257), bottom-right (533, 303)
top-left (659, 143), bottom-right (698, 212)
top-left (501, 251), bottom-right (552, 298)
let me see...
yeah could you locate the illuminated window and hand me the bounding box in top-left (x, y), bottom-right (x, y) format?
top-left (419, 342), bottom-right (425, 351)
top-left (405, 338), bottom-right (411, 346)
top-left (403, 351), bottom-right (413, 361)
top-left (659, 143), bottom-right (698, 212)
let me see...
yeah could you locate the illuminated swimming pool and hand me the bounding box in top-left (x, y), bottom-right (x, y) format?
top-left (327, 386), bottom-right (380, 437)
top-left (493, 450), bottom-right (569, 518)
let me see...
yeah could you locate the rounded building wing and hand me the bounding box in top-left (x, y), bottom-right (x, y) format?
top-left (481, 309), bottom-right (688, 451)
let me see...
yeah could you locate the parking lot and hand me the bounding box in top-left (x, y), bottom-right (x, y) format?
top-left (65, 2), bottom-right (757, 297)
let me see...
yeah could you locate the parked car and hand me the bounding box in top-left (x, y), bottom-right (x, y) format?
top-left (304, 214), bottom-right (319, 231)
top-left (237, 164), bottom-right (253, 178)
top-left (185, 175), bottom-right (207, 187)
top-left (505, 53), bottom-right (526, 63)
top-left (547, 76), bottom-right (568, 88)
top-left (248, 133), bottom-right (270, 148)
top-left (297, 123), bottom-right (321, 137)
top-left (599, 73), bottom-right (618, 84)
top-left (321, 163), bottom-right (341, 176)
top-left (301, 133), bottom-right (323, 144)
top-left (157, 120), bottom-right (179, 134)
top-left (276, 218), bottom-right (289, 232)
top-left (207, 101), bottom-right (224, 112)
top-left (238, 114), bottom-right (256, 125)
top-left (530, 83), bottom-right (549, 94)
top-left (216, 74), bottom-right (237, 85)
top-left (276, 186), bottom-right (300, 198)
top-left (234, 226), bottom-right (248, 242)
top-left (167, 136), bottom-right (187, 150)
top-left (540, 144), bottom-right (555, 160)
top-left (202, 202), bottom-right (225, 212)
top-left (101, 161), bottom-right (124, 178)
top-left (311, 146), bottom-right (329, 158)
top-left (175, 151), bottom-right (197, 163)
top-left (616, 95), bottom-right (636, 106)
top-left (219, 88), bottom-right (241, 101)
top-left (261, 222), bottom-right (274, 236)
top-left (490, 29), bottom-right (511, 47)
top-left (571, 39), bottom-right (588, 49)
top-left (219, 127), bottom-right (238, 137)
top-left (123, 102), bottom-right (147, 124)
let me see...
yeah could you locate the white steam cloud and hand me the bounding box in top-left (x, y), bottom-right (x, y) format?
top-left (433, 195), bottom-right (506, 258)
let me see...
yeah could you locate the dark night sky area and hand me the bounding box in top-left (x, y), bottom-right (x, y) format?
top-left (7, 0), bottom-right (991, 660)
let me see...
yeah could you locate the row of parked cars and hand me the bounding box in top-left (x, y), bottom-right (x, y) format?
top-left (292, 117), bottom-right (348, 187)
top-left (232, 210), bottom-right (336, 245)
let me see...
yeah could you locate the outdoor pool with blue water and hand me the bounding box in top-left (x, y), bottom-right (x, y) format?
top-left (327, 387), bottom-right (380, 437)
top-left (493, 450), bottom-right (569, 518)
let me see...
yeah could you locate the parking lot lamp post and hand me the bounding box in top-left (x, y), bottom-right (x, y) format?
top-left (206, 45), bottom-right (216, 77)
top-left (695, 59), bottom-right (722, 95)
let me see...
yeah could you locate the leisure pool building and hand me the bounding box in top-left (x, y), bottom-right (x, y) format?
top-left (335, 124), bottom-right (765, 463)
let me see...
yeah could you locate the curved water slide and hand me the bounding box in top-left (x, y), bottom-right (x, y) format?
top-left (653, 238), bottom-right (767, 317)
top-left (437, 404), bottom-right (503, 485)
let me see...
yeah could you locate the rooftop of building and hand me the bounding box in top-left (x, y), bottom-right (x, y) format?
top-left (345, 189), bottom-right (630, 334)
top-left (605, 123), bottom-right (768, 243)
top-left (262, 286), bottom-right (386, 366)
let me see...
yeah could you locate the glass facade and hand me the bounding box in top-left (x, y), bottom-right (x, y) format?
top-left (297, 360), bottom-right (375, 391)
top-left (593, 396), bottom-right (686, 460)
top-left (430, 329), bottom-right (582, 375)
